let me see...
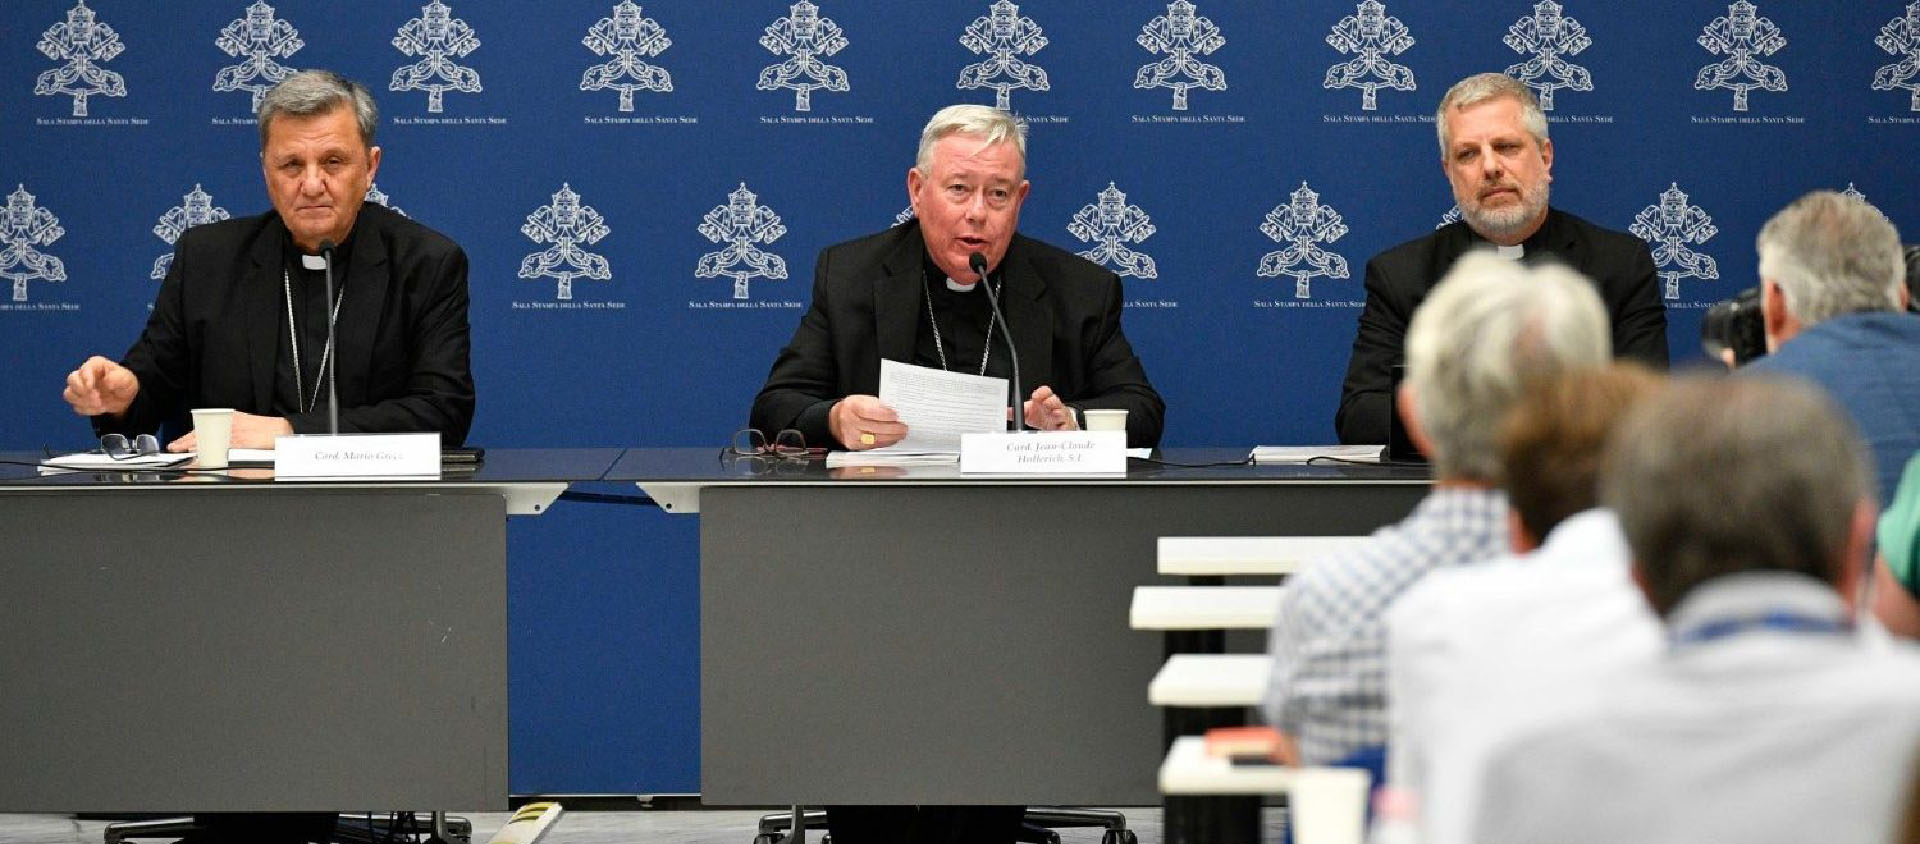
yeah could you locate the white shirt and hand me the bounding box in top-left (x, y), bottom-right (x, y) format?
top-left (1384, 509), bottom-right (1663, 844)
top-left (1470, 572), bottom-right (1920, 844)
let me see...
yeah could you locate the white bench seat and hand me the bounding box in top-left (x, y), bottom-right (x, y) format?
top-left (1159, 736), bottom-right (1370, 844)
top-left (1148, 653), bottom-right (1270, 707)
top-left (1129, 585), bottom-right (1282, 630)
top-left (1156, 535), bottom-right (1366, 576)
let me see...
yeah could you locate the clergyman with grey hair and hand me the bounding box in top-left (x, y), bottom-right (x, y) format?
top-left (1471, 375), bottom-right (1920, 844)
top-left (747, 104), bottom-right (1164, 844)
top-left (1264, 250), bottom-right (1612, 770)
top-left (1742, 189), bottom-right (1919, 505)
top-left (62, 69), bottom-right (475, 452)
top-left (1334, 71), bottom-right (1667, 445)
top-left (751, 103), bottom-right (1163, 453)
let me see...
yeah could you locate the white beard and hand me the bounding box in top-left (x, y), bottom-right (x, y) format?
top-left (1464, 184), bottom-right (1550, 243)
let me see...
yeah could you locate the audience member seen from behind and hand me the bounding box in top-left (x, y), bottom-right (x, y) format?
top-left (1875, 453), bottom-right (1920, 638)
top-left (1738, 191), bottom-right (1920, 638)
top-left (1263, 251), bottom-right (1611, 773)
top-left (61, 70), bottom-right (475, 451)
top-left (1385, 363), bottom-right (1665, 844)
top-left (1471, 376), bottom-right (1920, 844)
top-left (1333, 71), bottom-right (1666, 444)
top-left (1742, 190), bottom-right (1915, 505)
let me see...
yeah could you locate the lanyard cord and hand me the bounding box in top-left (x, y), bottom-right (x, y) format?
top-left (922, 271), bottom-right (996, 377)
top-left (283, 267), bottom-right (344, 415)
top-left (1672, 610), bottom-right (1849, 647)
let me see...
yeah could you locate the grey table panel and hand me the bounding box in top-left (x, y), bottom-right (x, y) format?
top-left (700, 481), bottom-right (1424, 806)
top-left (0, 489), bottom-right (509, 812)
top-left (1, 448), bottom-right (624, 487)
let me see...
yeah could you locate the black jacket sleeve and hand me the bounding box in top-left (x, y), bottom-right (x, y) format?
top-left (1607, 242), bottom-right (1670, 370)
top-left (750, 249), bottom-right (844, 448)
top-left (1334, 255), bottom-right (1411, 445)
top-left (100, 240), bottom-right (197, 440)
top-left (1065, 272), bottom-right (1165, 448)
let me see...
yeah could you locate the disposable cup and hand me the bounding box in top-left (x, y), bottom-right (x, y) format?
top-left (191, 408), bottom-right (235, 469)
top-left (1082, 409), bottom-right (1128, 432)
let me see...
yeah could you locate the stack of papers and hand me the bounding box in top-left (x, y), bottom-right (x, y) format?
top-left (870, 358), bottom-right (1009, 452)
top-left (826, 359), bottom-right (1008, 468)
top-left (40, 451), bottom-right (194, 470)
top-left (38, 447), bottom-right (276, 472)
top-left (825, 451), bottom-right (958, 468)
top-left (827, 361), bottom-right (1156, 469)
top-left (1250, 445), bottom-right (1383, 465)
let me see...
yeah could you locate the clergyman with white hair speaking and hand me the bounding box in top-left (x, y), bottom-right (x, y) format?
top-left (749, 103), bottom-right (1164, 844)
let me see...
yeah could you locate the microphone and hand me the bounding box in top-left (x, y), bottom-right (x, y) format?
top-left (969, 251), bottom-right (1023, 432)
top-left (318, 239), bottom-right (341, 437)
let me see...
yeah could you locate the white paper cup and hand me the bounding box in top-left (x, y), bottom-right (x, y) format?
top-left (1082, 409), bottom-right (1128, 432)
top-left (191, 408), bottom-right (235, 469)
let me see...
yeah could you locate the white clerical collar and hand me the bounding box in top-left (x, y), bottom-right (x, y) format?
top-left (945, 277), bottom-right (976, 292)
top-left (1494, 243), bottom-right (1524, 260)
top-left (299, 253), bottom-right (328, 271)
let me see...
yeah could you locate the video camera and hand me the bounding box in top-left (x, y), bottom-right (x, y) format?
top-left (1701, 286), bottom-right (1767, 367)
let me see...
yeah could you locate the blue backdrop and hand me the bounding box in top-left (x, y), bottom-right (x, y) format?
top-left (5, 0), bottom-right (1917, 793)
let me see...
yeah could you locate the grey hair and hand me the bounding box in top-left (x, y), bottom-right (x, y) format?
top-left (915, 105), bottom-right (1027, 175)
top-left (1601, 375), bottom-right (1870, 617)
top-left (1435, 72), bottom-right (1548, 160)
top-left (257, 70), bottom-right (378, 149)
top-left (1404, 251), bottom-right (1611, 481)
top-left (1756, 190), bottom-right (1905, 325)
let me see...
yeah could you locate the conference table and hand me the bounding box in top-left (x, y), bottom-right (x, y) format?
top-left (610, 447), bottom-right (1429, 816)
top-left (0, 448), bottom-right (622, 812)
top-left (3, 444), bottom-right (1428, 839)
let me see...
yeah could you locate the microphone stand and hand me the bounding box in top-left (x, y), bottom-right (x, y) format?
top-left (318, 239), bottom-right (341, 436)
top-left (970, 252), bottom-right (1022, 432)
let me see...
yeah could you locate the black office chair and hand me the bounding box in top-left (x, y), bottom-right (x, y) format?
top-left (103, 812), bottom-right (471, 844)
top-left (750, 805), bottom-right (1137, 844)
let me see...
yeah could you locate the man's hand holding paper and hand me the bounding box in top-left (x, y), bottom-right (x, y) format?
top-left (871, 359), bottom-right (1007, 453)
top-left (829, 394), bottom-right (909, 451)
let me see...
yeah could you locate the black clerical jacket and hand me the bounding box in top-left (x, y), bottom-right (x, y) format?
top-left (752, 221), bottom-right (1164, 449)
top-left (101, 204), bottom-right (475, 446)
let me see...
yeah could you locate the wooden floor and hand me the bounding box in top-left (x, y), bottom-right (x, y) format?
top-left (0, 807), bottom-right (1299, 844)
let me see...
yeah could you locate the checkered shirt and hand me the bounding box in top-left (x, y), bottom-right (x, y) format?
top-left (1262, 487), bottom-right (1508, 764)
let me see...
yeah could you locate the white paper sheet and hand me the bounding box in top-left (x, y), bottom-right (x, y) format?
top-left (824, 451), bottom-right (960, 468)
top-left (871, 358), bottom-right (1009, 453)
top-left (1249, 444), bottom-right (1383, 464)
top-left (39, 451), bottom-right (193, 470)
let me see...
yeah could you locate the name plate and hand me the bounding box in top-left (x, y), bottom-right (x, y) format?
top-left (959, 431), bottom-right (1127, 474)
top-left (274, 433), bottom-right (441, 480)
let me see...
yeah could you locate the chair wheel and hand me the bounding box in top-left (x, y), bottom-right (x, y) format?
top-left (1101, 832), bottom-right (1139, 844)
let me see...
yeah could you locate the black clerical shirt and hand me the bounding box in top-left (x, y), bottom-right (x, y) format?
top-left (272, 232), bottom-right (354, 419)
top-left (911, 261), bottom-right (1014, 384)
